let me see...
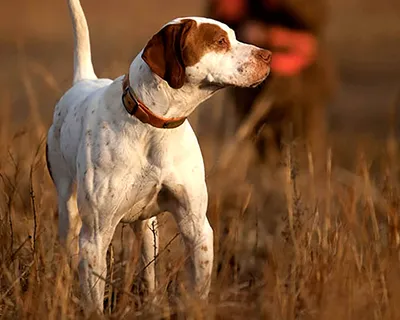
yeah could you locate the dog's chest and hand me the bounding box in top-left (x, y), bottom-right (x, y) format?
top-left (85, 129), bottom-right (170, 222)
top-left (119, 180), bottom-right (162, 223)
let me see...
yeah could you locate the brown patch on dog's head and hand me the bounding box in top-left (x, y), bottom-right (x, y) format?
top-left (142, 19), bottom-right (231, 89)
top-left (181, 20), bottom-right (231, 66)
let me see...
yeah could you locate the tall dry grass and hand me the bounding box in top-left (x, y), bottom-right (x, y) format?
top-left (1, 62), bottom-right (400, 320)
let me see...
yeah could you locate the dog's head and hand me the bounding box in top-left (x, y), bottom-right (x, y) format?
top-left (142, 17), bottom-right (271, 90)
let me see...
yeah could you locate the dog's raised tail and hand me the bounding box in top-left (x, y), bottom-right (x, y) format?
top-left (67, 0), bottom-right (97, 84)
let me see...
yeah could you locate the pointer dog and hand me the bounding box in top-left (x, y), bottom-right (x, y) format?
top-left (46, 0), bottom-right (271, 313)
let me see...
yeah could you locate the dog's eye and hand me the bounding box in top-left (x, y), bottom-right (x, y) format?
top-left (217, 37), bottom-right (228, 46)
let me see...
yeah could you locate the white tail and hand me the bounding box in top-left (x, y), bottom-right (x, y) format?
top-left (67, 0), bottom-right (97, 84)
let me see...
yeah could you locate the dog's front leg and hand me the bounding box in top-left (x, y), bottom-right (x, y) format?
top-left (161, 178), bottom-right (213, 298)
top-left (77, 203), bottom-right (118, 315)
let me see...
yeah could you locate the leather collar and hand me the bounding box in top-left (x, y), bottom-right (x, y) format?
top-left (121, 74), bottom-right (186, 129)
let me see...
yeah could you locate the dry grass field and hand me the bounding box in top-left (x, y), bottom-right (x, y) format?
top-left (1, 0), bottom-right (400, 318)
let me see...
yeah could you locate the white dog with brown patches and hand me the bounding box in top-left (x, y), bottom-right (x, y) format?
top-left (46, 0), bottom-right (271, 314)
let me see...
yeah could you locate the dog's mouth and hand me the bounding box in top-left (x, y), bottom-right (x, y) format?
top-left (249, 69), bottom-right (271, 88)
top-left (199, 79), bottom-right (226, 91)
top-left (250, 79), bottom-right (265, 88)
top-left (199, 68), bottom-right (270, 90)
top-left (248, 76), bottom-right (268, 88)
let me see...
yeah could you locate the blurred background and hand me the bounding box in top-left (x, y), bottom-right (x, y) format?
top-left (1, 0), bottom-right (399, 134)
top-left (1, 1), bottom-right (400, 318)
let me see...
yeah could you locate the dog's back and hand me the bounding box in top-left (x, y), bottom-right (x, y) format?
top-left (47, 78), bottom-right (112, 181)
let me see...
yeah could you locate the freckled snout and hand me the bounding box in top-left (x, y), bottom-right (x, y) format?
top-left (246, 48), bottom-right (272, 87)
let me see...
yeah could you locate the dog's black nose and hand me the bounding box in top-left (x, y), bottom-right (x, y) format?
top-left (257, 49), bottom-right (272, 64)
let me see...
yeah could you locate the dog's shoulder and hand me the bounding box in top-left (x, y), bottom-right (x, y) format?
top-left (51, 78), bottom-right (113, 124)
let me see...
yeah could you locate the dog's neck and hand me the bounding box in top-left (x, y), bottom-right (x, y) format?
top-left (127, 52), bottom-right (215, 119)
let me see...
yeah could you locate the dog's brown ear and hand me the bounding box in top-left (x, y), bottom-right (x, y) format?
top-left (142, 20), bottom-right (195, 89)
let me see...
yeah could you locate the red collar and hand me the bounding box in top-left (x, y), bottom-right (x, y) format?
top-left (121, 74), bottom-right (186, 129)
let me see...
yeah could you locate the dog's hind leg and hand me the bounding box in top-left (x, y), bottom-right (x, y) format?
top-left (57, 180), bottom-right (81, 261)
top-left (131, 216), bottom-right (159, 294)
top-left (46, 139), bottom-right (81, 262)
